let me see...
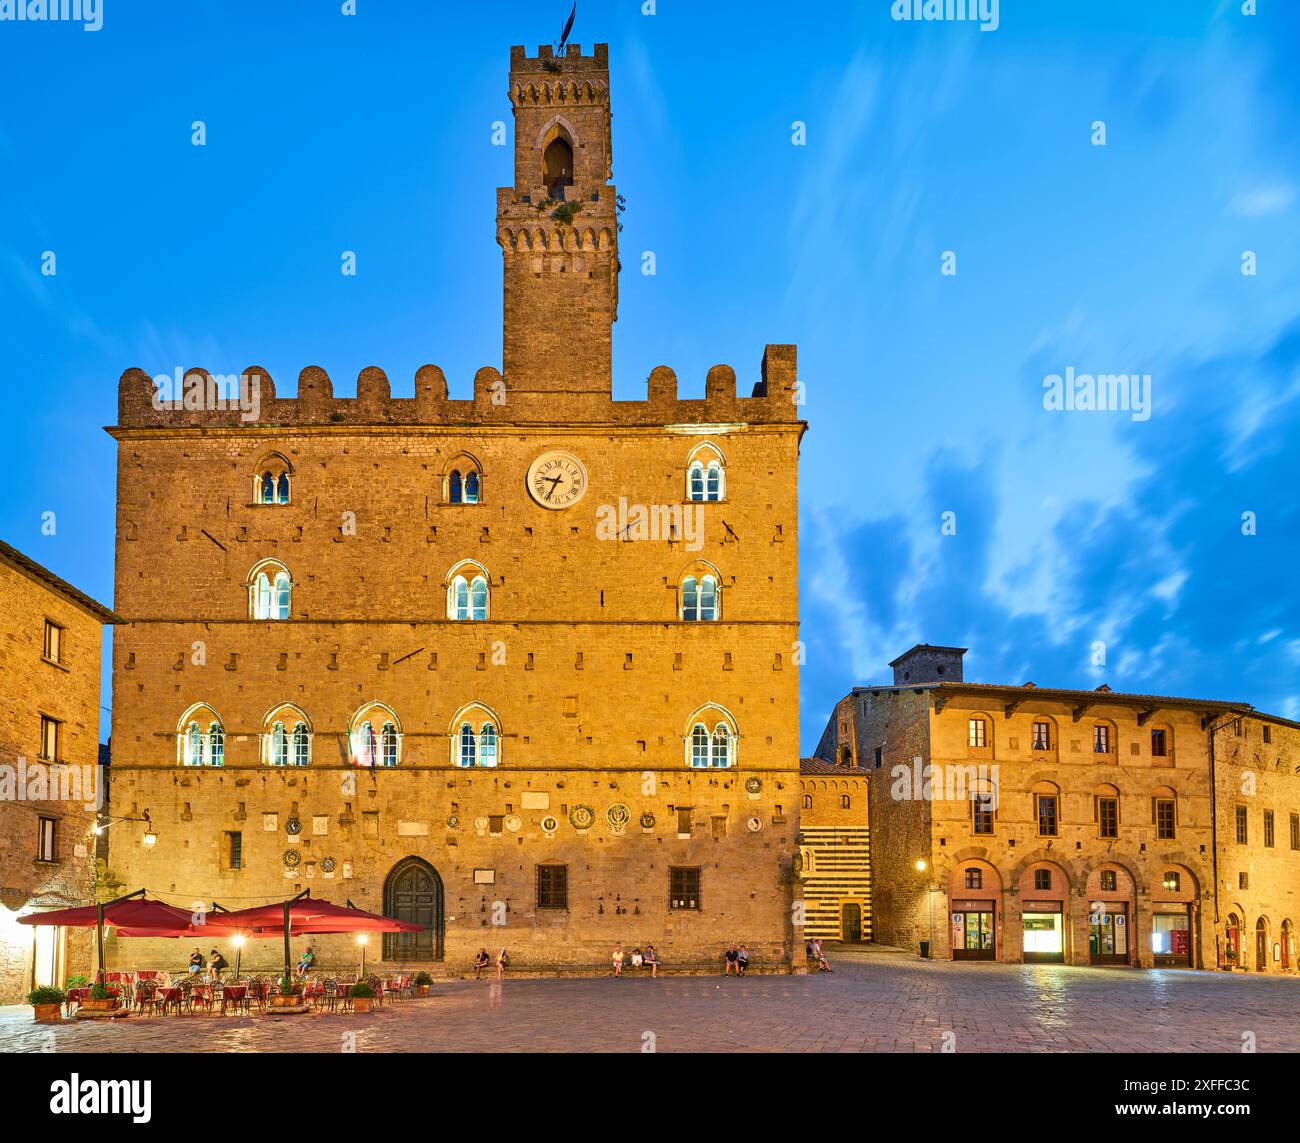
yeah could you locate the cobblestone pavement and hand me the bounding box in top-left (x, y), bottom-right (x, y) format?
top-left (2, 950), bottom-right (1296, 1053)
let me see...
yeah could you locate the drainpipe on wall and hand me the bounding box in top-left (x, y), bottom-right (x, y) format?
top-left (1206, 709), bottom-right (1247, 967)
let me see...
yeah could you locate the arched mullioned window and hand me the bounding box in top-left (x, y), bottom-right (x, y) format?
top-left (253, 453), bottom-right (292, 505)
top-left (446, 455), bottom-right (484, 505)
top-left (802, 794), bottom-right (814, 809)
top-left (447, 563), bottom-right (490, 620)
top-left (264, 705), bottom-right (311, 766)
top-left (685, 444), bottom-right (726, 503)
top-left (681, 574), bottom-right (719, 621)
top-left (350, 703), bottom-right (402, 767)
top-left (178, 706), bottom-right (223, 767)
top-left (684, 705), bottom-right (738, 769)
top-left (451, 705), bottom-right (501, 768)
top-left (250, 561), bottom-right (292, 620)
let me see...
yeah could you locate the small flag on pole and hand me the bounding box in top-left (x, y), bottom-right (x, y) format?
top-left (558, 3), bottom-right (576, 53)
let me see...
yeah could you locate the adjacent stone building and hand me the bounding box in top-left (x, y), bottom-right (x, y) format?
top-left (102, 42), bottom-right (806, 976)
top-left (0, 540), bottom-right (119, 1003)
top-left (816, 644), bottom-right (1299, 973)
top-left (797, 758), bottom-right (871, 944)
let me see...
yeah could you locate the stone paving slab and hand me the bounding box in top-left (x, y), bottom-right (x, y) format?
top-left (1, 951), bottom-right (1296, 1053)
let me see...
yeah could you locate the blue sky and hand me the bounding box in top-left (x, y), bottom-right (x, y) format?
top-left (1, 1), bottom-right (1297, 753)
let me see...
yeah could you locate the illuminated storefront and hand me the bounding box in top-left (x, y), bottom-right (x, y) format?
top-left (1021, 903), bottom-right (1065, 963)
top-left (1151, 867), bottom-right (1197, 968)
top-left (951, 900), bottom-right (996, 960)
top-left (1087, 865), bottom-right (1135, 966)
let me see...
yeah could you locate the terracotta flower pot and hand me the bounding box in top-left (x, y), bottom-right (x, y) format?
top-left (416, 985), bottom-right (430, 997)
top-left (82, 998), bottom-right (119, 1012)
top-left (32, 1004), bottom-right (62, 1024)
top-left (270, 993), bottom-right (302, 1008)
top-left (352, 997), bottom-right (372, 1013)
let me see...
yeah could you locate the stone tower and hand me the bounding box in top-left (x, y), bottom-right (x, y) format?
top-left (498, 44), bottom-right (618, 398)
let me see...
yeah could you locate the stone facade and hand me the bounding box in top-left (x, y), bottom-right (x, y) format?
top-left (797, 758), bottom-right (871, 944)
top-left (817, 645), bottom-right (1299, 973)
top-left (0, 540), bottom-right (117, 1003)
top-left (101, 43), bottom-right (806, 977)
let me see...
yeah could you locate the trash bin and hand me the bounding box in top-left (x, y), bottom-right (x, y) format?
top-left (920, 941), bottom-right (931, 959)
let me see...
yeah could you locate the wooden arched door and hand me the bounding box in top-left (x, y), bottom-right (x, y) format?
top-left (383, 857), bottom-right (444, 962)
top-left (841, 902), bottom-right (863, 942)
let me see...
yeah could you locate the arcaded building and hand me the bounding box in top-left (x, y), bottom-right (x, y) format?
top-left (817, 645), bottom-right (1299, 973)
top-left (103, 43), bottom-right (805, 974)
top-left (0, 540), bottom-right (118, 1002)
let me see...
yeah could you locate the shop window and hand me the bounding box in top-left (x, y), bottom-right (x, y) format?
top-left (1235, 805), bottom-right (1248, 845)
top-left (1033, 869), bottom-right (1051, 891)
top-left (1264, 810), bottom-right (1275, 848)
top-left (1152, 912), bottom-right (1191, 960)
top-left (669, 867), bottom-right (701, 910)
top-left (536, 864), bottom-right (568, 909)
top-left (1100, 870), bottom-right (1117, 892)
top-left (1031, 721), bottom-right (1051, 750)
top-left (964, 868), bottom-right (982, 890)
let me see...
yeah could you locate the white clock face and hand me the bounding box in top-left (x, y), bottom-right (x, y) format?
top-left (526, 450), bottom-right (588, 509)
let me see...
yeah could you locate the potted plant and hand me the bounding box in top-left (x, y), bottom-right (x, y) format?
top-left (270, 975), bottom-right (305, 1008)
top-left (349, 980), bottom-right (375, 1013)
top-left (82, 980), bottom-right (121, 1012)
top-left (28, 985), bottom-right (66, 1024)
top-left (64, 974), bottom-right (88, 989)
top-left (413, 972), bottom-right (433, 997)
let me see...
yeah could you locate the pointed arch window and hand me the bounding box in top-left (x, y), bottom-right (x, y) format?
top-left (459, 723), bottom-right (477, 767)
top-left (251, 563), bottom-right (292, 620)
top-left (689, 463), bottom-right (705, 501)
top-left (253, 455), bottom-right (292, 505)
top-left (209, 721), bottom-right (224, 767)
top-left (355, 721), bottom-right (378, 768)
top-left (686, 453), bottom-right (725, 502)
top-left (681, 573), bottom-right (719, 621)
top-left (705, 463), bottom-right (722, 501)
top-left (259, 473), bottom-right (276, 504)
top-left (464, 471), bottom-right (480, 503)
top-left (448, 570), bottom-right (489, 620)
top-left (449, 470), bottom-right (463, 504)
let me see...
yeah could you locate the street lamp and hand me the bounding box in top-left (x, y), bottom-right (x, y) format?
top-left (916, 859), bottom-right (935, 958)
top-left (357, 933), bottom-right (368, 978)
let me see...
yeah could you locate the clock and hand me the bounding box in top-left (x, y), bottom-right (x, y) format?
top-left (526, 450), bottom-right (588, 509)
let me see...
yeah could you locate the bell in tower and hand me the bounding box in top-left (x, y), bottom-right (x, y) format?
top-left (498, 43), bottom-right (619, 399)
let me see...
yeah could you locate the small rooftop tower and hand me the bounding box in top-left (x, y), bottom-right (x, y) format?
top-left (890, 644), bottom-right (967, 685)
top-left (498, 43), bottom-right (618, 398)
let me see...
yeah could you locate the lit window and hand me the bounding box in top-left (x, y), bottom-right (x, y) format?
top-left (37, 816), bottom-right (57, 862)
top-left (968, 718), bottom-right (987, 748)
top-left (449, 571), bottom-right (489, 620)
top-left (710, 725), bottom-right (731, 768)
top-left (464, 471), bottom-right (480, 503)
top-left (689, 724), bottom-right (710, 769)
top-left (1100, 870), bottom-right (1117, 892)
top-left (292, 723), bottom-right (310, 766)
top-left (251, 564), bottom-right (292, 620)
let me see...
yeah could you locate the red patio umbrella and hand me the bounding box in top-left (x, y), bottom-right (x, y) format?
top-left (17, 890), bottom-right (210, 981)
top-left (205, 893), bottom-right (422, 978)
